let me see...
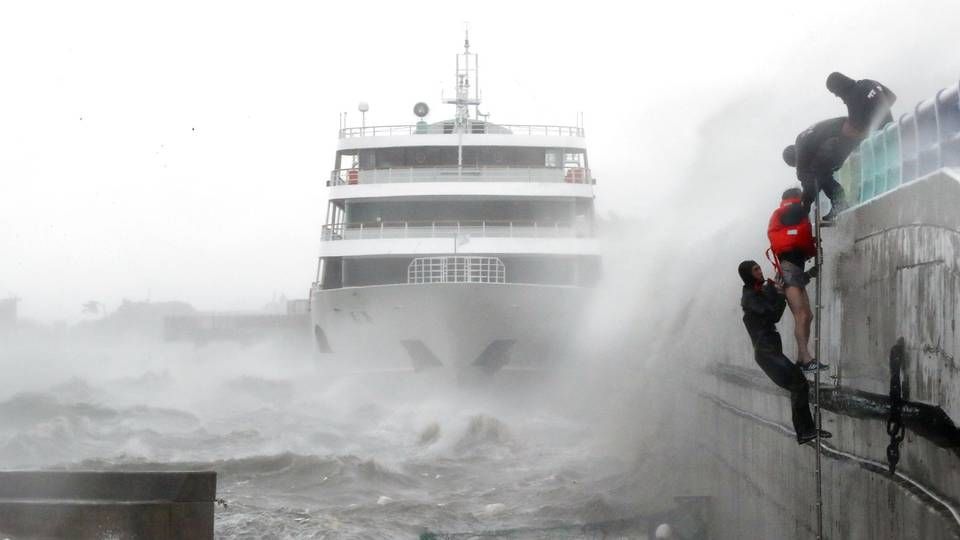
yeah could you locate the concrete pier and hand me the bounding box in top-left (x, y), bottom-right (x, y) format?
top-left (666, 169), bottom-right (960, 538)
top-left (0, 471), bottom-right (216, 540)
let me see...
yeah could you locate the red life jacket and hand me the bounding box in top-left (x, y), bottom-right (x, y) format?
top-left (767, 197), bottom-right (816, 260)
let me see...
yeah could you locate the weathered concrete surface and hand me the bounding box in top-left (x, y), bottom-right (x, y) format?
top-left (668, 169), bottom-right (960, 539)
top-left (0, 471), bottom-right (216, 540)
top-left (825, 169), bottom-right (960, 420)
top-left (688, 387), bottom-right (958, 540)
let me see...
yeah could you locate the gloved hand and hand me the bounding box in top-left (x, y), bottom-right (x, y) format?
top-left (805, 266), bottom-right (819, 280)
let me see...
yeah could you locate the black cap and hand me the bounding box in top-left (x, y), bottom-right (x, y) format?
top-left (826, 72), bottom-right (856, 97)
top-left (738, 260), bottom-right (759, 286)
top-left (782, 187), bottom-right (802, 200)
top-left (782, 145), bottom-right (797, 167)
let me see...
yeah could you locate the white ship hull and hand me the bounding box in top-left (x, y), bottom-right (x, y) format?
top-left (310, 283), bottom-right (590, 371)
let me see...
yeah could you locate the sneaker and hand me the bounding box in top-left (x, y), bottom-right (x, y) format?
top-left (800, 359), bottom-right (830, 373)
top-left (822, 200), bottom-right (849, 222)
top-left (798, 429), bottom-right (833, 445)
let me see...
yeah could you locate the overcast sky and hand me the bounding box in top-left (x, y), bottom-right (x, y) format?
top-left (2, 1), bottom-right (958, 322)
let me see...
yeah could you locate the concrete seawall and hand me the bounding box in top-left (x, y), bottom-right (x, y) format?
top-left (0, 471), bottom-right (216, 540)
top-left (673, 169), bottom-right (960, 539)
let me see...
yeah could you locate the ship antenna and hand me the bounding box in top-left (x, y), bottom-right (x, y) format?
top-left (444, 27), bottom-right (483, 168)
top-left (444, 26), bottom-right (481, 132)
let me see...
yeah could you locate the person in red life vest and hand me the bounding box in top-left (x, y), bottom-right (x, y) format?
top-left (767, 188), bottom-right (829, 373)
top-left (738, 259), bottom-right (831, 445)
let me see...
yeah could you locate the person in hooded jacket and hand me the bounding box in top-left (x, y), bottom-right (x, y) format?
top-left (782, 72), bottom-right (896, 220)
top-left (738, 260), bottom-right (831, 445)
top-left (782, 118), bottom-right (854, 219)
top-left (826, 71), bottom-right (897, 136)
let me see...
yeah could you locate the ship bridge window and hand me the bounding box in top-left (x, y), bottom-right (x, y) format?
top-left (343, 147), bottom-right (586, 170)
top-left (469, 147), bottom-right (544, 168)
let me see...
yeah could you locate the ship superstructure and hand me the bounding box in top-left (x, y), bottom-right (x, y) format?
top-left (310, 36), bottom-right (599, 372)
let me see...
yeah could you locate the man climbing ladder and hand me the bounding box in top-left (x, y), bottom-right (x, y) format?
top-left (735, 259), bottom-right (832, 446)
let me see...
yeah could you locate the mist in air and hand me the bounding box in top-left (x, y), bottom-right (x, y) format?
top-left (2, 1), bottom-right (959, 538)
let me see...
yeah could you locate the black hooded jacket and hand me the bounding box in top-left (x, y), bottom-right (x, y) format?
top-left (794, 117), bottom-right (859, 181)
top-left (837, 78), bottom-right (897, 131)
top-left (741, 281), bottom-right (787, 348)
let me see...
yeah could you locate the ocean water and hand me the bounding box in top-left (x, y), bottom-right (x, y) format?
top-left (0, 330), bottom-right (653, 539)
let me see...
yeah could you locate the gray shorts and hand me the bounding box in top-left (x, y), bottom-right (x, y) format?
top-left (780, 260), bottom-right (809, 289)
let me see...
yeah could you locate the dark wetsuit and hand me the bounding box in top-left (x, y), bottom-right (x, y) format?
top-left (741, 280), bottom-right (815, 440)
top-left (794, 118), bottom-right (857, 207)
top-left (837, 79), bottom-right (897, 132)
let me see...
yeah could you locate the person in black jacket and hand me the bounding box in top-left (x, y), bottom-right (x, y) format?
top-left (826, 71), bottom-right (897, 136)
top-left (782, 73), bottom-right (896, 220)
top-left (782, 118), bottom-right (855, 219)
top-left (738, 260), bottom-right (831, 444)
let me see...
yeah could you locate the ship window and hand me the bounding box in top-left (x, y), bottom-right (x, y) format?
top-left (337, 150), bottom-right (360, 170)
top-left (342, 258), bottom-right (409, 287)
top-left (343, 199), bottom-right (577, 225)
top-left (545, 149), bottom-right (561, 168)
top-left (402, 147), bottom-right (457, 167)
top-left (564, 152), bottom-right (585, 168)
top-left (358, 149), bottom-right (375, 169)
top-left (324, 255), bottom-right (599, 288)
top-left (377, 147), bottom-right (406, 168)
top-left (352, 147), bottom-right (576, 169)
top-left (320, 257), bottom-right (343, 289)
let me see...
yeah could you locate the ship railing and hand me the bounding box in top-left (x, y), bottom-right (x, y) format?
top-left (320, 220), bottom-right (582, 241)
top-left (339, 124), bottom-right (585, 138)
top-left (407, 256), bottom-right (506, 284)
top-left (838, 79), bottom-right (960, 206)
top-left (327, 166), bottom-right (594, 186)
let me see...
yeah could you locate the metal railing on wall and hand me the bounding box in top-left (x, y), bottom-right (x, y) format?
top-left (838, 80), bottom-right (960, 206)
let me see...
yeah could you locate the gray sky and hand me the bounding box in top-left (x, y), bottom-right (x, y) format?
top-left (2, 0), bottom-right (958, 321)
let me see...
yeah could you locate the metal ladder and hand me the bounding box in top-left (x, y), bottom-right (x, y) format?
top-left (812, 191), bottom-right (826, 540)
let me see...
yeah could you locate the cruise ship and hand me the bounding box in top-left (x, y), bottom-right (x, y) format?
top-left (309, 36), bottom-right (599, 374)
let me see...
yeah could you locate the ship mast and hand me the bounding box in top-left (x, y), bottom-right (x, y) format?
top-left (444, 29), bottom-right (481, 167)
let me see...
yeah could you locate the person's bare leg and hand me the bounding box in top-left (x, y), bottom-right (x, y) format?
top-left (785, 286), bottom-right (814, 364)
